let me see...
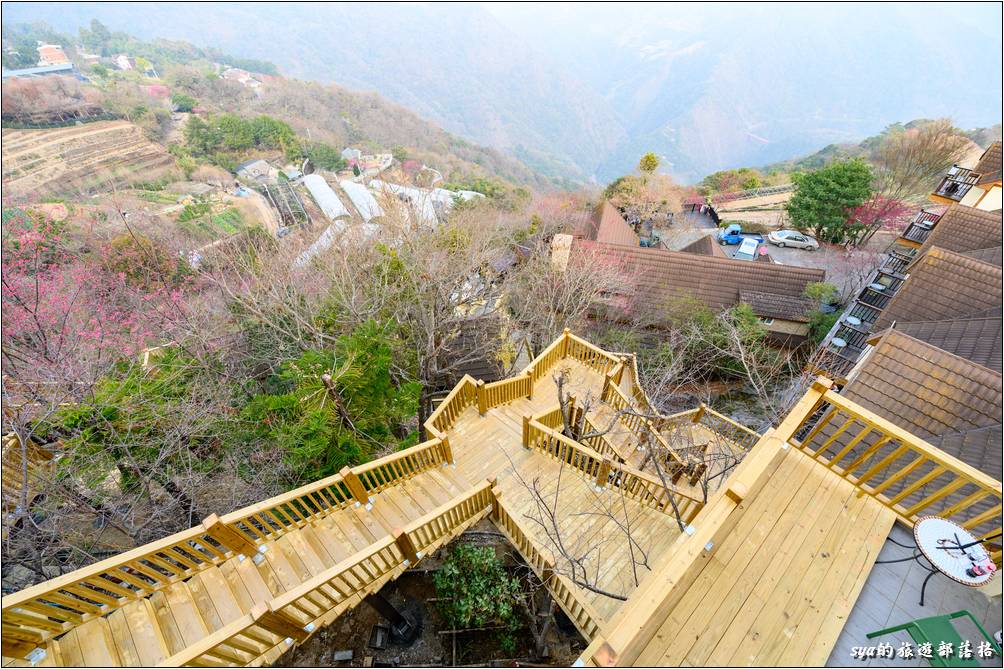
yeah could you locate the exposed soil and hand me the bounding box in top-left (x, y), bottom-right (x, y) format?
top-left (278, 531), bottom-right (586, 668)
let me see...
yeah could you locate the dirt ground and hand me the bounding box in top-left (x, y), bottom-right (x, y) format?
top-left (278, 528), bottom-right (586, 668)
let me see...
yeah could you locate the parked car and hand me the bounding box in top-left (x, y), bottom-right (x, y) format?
top-left (767, 229), bottom-right (819, 250)
top-left (732, 237), bottom-right (761, 261)
top-left (717, 223), bottom-right (763, 246)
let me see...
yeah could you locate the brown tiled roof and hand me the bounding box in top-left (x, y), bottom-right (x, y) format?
top-left (960, 245), bottom-right (1003, 266)
top-left (679, 234), bottom-right (729, 258)
top-left (887, 317), bottom-right (1003, 373)
top-left (739, 290), bottom-right (816, 322)
top-left (872, 247), bottom-right (1003, 331)
top-left (574, 201), bottom-right (639, 247)
top-left (974, 141), bottom-right (1002, 185)
top-left (930, 424), bottom-right (1003, 481)
top-left (844, 329), bottom-right (1002, 439)
top-left (914, 205), bottom-right (1002, 258)
top-left (574, 239), bottom-right (825, 321)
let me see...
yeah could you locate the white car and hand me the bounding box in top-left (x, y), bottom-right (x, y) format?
top-left (733, 237), bottom-right (761, 261)
top-left (767, 229), bottom-right (819, 250)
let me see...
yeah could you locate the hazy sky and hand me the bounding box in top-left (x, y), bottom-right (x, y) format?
top-left (5, 2), bottom-right (1002, 181)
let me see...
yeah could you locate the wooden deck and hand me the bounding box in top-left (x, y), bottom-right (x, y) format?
top-left (632, 446), bottom-right (895, 666)
top-left (446, 358), bottom-right (691, 624)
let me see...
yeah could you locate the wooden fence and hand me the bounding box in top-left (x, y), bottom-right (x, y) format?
top-left (793, 388), bottom-right (1003, 564)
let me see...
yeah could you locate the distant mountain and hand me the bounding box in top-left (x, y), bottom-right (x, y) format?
top-left (5, 3), bottom-right (1002, 184)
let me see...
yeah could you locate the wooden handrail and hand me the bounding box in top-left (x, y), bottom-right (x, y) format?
top-left (791, 387), bottom-right (1003, 562)
top-left (424, 374), bottom-right (477, 438)
top-left (0, 437), bottom-right (453, 651)
top-left (160, 481), bottom-right (497, 667)
top-left (524, 418), bottom-right (703, 522)
top-left (491, 493), bottom-right (604, 641)
top-left (602, 382), bottom-right (686, 468)
top-left (521, 330), bottom-right (570, 383)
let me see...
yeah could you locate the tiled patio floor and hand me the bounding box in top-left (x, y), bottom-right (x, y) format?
top-left (827, 524), bottom-right (1002, 667)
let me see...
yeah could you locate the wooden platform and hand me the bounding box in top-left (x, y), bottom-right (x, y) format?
top-left (446, 359), bottom-right (690, 625)
top-left (619, 446), bottom-right (896, 667)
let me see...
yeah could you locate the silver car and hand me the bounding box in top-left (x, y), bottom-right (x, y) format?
top-left (767, 229), bottom-right (819, 250)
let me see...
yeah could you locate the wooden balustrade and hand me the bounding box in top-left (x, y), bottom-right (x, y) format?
top-left (0, 438), bottom-right (454, 654)
top-left (695, 406), bottom-right (760, 452)
top-left (490, 491), bottom-right (603, 641)
top-left (480, 373), bottom-right (532, 411)
top-left (791, 388), bottom-right (1003, 563)
top-left (601, 382), bottom-right (686, 470)
top-left (1, 526), bottom-right (232, 649)
top-left (523, 331), bottom-right (569, 383)
top-left (425, 375), bottom-right (477, 438)
top-left (523, 419), bottom-right (703, 523)
top-left (160, 482), bottom-right (497, 667)
top-left (565, 332), bottom-right (620, 376)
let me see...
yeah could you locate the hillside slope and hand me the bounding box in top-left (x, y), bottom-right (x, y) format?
top-left (2, 120), bottom-right (176, 197)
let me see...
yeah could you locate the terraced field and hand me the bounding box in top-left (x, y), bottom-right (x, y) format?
top-left (2, 121), bottom-right (177, 198)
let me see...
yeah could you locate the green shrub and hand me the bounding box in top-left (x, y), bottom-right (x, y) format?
top-left (434, 544), bottom-right (522, 630)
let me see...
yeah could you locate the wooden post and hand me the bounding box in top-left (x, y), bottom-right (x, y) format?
top-left (202, 514), bottom-right (259, 559)
top-left (393, 529), bottom-right (420, 564)
top-left (491, 485), bottom-right (503, 521)
top-left (602, 374), bottom-right (611, 401)
top-left (595, 456), bottom-right (612, 489)
top-left (692, 404), bottom-right (707, 423)
top-left (477, 379), bottom-right (487, 416)
top-left (253, 603), bottom-right (310, 642)
top-left (440, 435), bottom-right (454, 465)
top-left (340, 467), bottom-right (371, 508)
top-left (541, 555), bottom-right (556, 584)
top-left (592, 640), bottom-right (619, 667)
top-left (616, 356), bottom-right (628, 384)
top-left (561, 328), bottom-right (571, 357)
top-left (522, 415), bottom-right (531, 448)
top-left (525, 370), bottom-right (533, 400)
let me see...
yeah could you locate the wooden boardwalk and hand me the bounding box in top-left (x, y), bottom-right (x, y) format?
top-left (3, 332), bottom-right (999, 667)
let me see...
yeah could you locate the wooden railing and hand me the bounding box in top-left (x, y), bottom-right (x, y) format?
top-left (425, 374), bottom-right (477, 438)
top-left (523, 331), bottom-right (569, 383)
top-left (477, 373), bottom-right (532, 414)
top-left (160, 481), bottom-right (496, 667)
top-left (792, 388), bottom-right (1003, 564)
top-left (564, 332), bottom-right (620, 376)
top-left (490, 491), bottom-right (603, 641)
top-left (694, 406), bottom-right (760, 452)
top-left (601, 381), bottom-right (686, 470)
top-left (523, 418), bottom-right (703, 524)
top-left (0, 438), bottom-right (453, 652)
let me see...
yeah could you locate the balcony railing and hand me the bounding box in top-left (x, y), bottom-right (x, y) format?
top-left (847, 301), bottom-right (883, 326)
top-left (933, 166), bottom-right (979, 201)
top-left (882, 249), bottom-right (915, 274)
top-left (857, 286), bottom-right (893, 309)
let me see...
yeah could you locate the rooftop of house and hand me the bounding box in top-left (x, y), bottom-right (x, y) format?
top-left (889, 316), bottom-right (1003, 373)
top-left (573, 238), bottom-right (825, 322)
top-left (739, 289), bottom-right (816, 323)
top-left (679, 234), bottom-right (730, 259)
top-left (574, 201), bottom-right (640, 247)
top-left (914, 206), bottom-right (1003, 259)
top-left (873, 246), bottom-right (1003, 332)
top-left (973, 141), bottom-right (1002, 185)
top-left (847, 328), bottom-right (1002, 441)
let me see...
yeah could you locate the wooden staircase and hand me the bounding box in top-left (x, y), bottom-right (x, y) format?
top-left (4, 331), bottom-right (765, 667)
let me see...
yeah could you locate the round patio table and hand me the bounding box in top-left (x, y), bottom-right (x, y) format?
top-left (877, 517), bottom-right (997, 606)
